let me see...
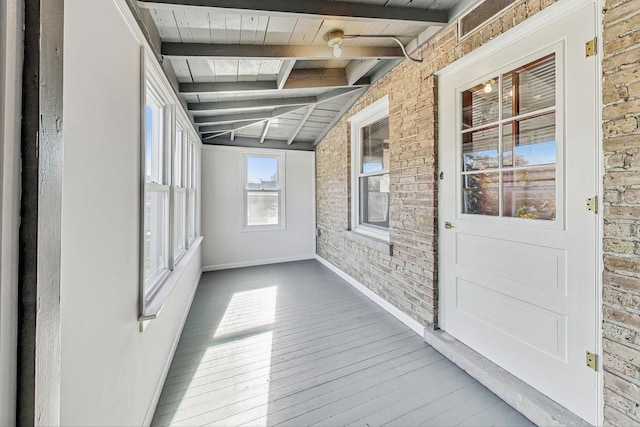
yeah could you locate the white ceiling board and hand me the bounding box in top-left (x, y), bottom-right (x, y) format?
top-left (168, 58), bottom-right (193, 83)
top-left (151, 9), bottom-right (181, 42)
top-left (209, 12), bottom-right (226, 42)
top-left (289, 18), bottom-right (323, 45)
top-left (264, 17), bottom-right (297, 44)
top-left (225, 14), bottom-right (242, 44)
top-left (182, 9), bottom-right (212, 43)
top-left (187, 58), bottom-right (216, 82)
top-left (239, 15), bottom-right (269, 44)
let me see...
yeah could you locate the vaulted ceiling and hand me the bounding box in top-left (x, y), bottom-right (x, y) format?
top-left (137, 0), bottom-right (471, 149)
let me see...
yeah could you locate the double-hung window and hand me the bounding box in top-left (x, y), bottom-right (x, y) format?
top-left (173, 123), bottom-right (187, 262)
top-left (187, 138), bottom-right (197, 243)
top-left (143, 82), bottom-right (171, 297)
top-left (243, 151), bottom-right (285, 230)
top-left (350, 96), bottom-right (390, 241)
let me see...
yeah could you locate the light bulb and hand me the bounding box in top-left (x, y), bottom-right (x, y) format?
top-left (333, 43), bottom-right (342, 58)
top-left (484, 83), bottom-right (492, 93)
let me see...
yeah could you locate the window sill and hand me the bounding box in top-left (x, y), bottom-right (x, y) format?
top-left (139, 236), bottom-right (203, 324)
top-left (343, 230), bottom-right (393, 255)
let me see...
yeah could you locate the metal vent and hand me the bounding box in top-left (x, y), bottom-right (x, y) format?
top-left (458, 0), bottom-right (516, 40)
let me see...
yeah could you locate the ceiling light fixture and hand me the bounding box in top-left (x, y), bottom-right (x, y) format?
top-left (325, 30), bottom-right (423, 63)
top-left (326, 30), bottom-right (344, 58)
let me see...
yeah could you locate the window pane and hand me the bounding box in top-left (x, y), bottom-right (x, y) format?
top-left (247, 191), bottom-right (279, 226)
top-left (504, 55), bottom-right (555, 119)
top-left (174, 128), bottom-right (183, 187)
top-left (503, 113), bottom-right (556, 167)
top-left (247, 156), bottom-right (278, 189)
top-left (174, 190), bottom-right (186, 253)
top-left (145, 96), bottom-right (164, 184)
top-left (144, 189), bottom-right (167, 285)
top-left (359, 174), bottom-right (389, 228)
top-left (503, 167), bottom-right (556, 220)
top-left (462, 172), bottom-right (499, 216)
top-left (361, 117), bottom-right (389, 173)
top-left (463, 126), bottom-right (499, 172)
top-left (462, 77), bottom-right (499, 129)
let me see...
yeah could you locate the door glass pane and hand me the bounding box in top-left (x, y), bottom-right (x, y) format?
top-left (361, 117), bottom-right (389, 173)
top-left (463, 126), bottom-right (499, 171)
top-left (359, 174), bottom-right (389, 228)
top-left (462, 77), bottom-right (499, 129)
top-left (503, 167), bottom-right (556, 220)
top-left (503, 55), bottom-right (555, 118)
top-left (504, 113), bottom-right (556, 167)
top-left (247, 156), bottom-right (278, 189)
top-left (462, 172), bottom-right (499, 216)
top-left (247, 192), bottom-right (279, 226)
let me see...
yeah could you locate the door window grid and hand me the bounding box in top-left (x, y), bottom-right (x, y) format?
top-left (460, 54), bottom-right (557, 220)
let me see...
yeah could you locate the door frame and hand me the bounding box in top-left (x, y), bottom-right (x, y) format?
top-left (435, 0), bottom-right (604, 423)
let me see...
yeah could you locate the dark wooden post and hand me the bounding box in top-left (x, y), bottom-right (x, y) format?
top-left (18, 0), bottom-right (64, 425)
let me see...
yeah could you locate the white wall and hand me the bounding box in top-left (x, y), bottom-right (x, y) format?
top-left (202, 146), bottom-right (315, 270)
top-left (0, 0), bottom-right (22, 424)
top-left (60, 0), bottom-right (201, 425)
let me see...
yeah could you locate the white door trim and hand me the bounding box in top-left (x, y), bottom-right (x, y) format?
top-left (436, 0), bottom-right (603, 423)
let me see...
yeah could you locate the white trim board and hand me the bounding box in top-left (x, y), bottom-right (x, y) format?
top-left (315, 255), bottom-right (423, 336)
top-left (142, 268), bottom-right (202, 427)
top-left (203, 255), bottom-right (315, 272)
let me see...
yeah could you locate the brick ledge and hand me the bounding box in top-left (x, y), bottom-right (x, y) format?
top-left (343, 230), bottom-right (393, 255)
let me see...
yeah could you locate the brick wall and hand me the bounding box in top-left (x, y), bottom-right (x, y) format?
top-left (316, 0), bottom-right (558, 327)
top-left (602, 0), bottom-right (640, 425)
top-left (316, 0), bottom-right (640, 424)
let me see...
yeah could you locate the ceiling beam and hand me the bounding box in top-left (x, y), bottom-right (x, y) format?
top-left (179, 81), bottom-right (277, 94)
top-left (288, 105), bottom-right (316, 145)
top-left (346, 59), bottom-right (380, 86)
top-left (193, 106), bottom-right (303, 125)
top-left (189, 96), bottom-right (316, 112)
top-left (162, 42), bottom-right (404, 60)
top-left (260, 120), bottom-right (272, 143)
top-left (277, 59), bottom-right (296, 90)
top-left (203, 136), bottom-right (314, 151)
top-left (138, 0), bottom-right (449, 24)
top-left (180, 69), bottom-right (370, 95)
top-left (189, 87), bottom-right (362, 113)
top-left (198, 120), bottom-right (264, 134)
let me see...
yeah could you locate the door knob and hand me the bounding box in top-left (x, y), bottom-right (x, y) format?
top-left (445, 222), bottom-right (454, 229)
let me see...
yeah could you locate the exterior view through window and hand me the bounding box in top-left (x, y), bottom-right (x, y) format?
top-left (461, 54), bottom-right (557, 220)
top-left (360, 117), bottom-right (390, 228)
top-left (244, 153), bottom-right (284, 228)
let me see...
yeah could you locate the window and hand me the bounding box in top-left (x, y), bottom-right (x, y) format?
top-left (461, 54), bottom-right (556, 220)
top-left (143, 83), bottom-right (171, 296)
top-left (173, 124), bottom-right (186, 262)
top-left (242, 151), bottom-right (285, 230)
top-left (140, 51), bottom-right (201, 319)
top-left (350, 96), bottom-right (390, 241)
top-left (186, 137), bottom-right (197, 243)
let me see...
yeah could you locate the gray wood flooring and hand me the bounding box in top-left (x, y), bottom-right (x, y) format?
top-left (152, 260), bottom-right (535, 427)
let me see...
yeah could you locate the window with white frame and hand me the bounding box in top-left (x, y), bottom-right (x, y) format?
top-left (243, 151), bottom-right (285, 230)
top-left (141, 51), bottom-right (201, 318)
top-left (187, 138), bottom-right (197, 243)
top-left (173, 123), bottom-right (187, 262)
top-left (143, 82), bottom-right (171, 296)
top-left (350, 96), bottom-right (390, 241)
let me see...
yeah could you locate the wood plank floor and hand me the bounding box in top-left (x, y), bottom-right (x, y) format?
top-left (152, 260), bottom-right (535, 427)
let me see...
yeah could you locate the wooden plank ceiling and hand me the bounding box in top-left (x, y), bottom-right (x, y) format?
top-left (138, 0), bottom-right (463, 149)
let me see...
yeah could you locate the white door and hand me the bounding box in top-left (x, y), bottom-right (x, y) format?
top-left (438, 2), bottom-right (598, 423)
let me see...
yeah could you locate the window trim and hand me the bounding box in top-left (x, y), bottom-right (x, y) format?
top-left (349, 95), bottom-right (390, 242)
top-left (241, 149), bottom-right (286, 232)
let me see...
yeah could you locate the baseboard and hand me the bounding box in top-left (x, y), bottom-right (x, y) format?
top-left (202, 254), bottom-right (315, 272)
top-left (423, 328), bottom-right (590, 427)
top-left (315, 255), bottom-right (423, 336)
top-left (142, 268), bottom-right (202, 427)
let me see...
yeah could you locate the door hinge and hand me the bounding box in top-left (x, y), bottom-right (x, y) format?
top-left (586, 196), bottom-right (598, 213)
top-left (586, 351), bottom-right (598, 371)
top-left (585, 37), bottom-right (597, 58)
